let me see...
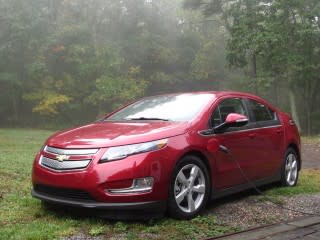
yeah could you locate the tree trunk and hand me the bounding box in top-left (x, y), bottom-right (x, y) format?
top-left (273, 78), bottom-right (279, 106)
top-left (216, 78), bottom-right (220, 90)
top-left (305, 103), bottom-right (312, 136)
top-left (11, 83), bottom-right (18, 122)
top-left (289, 88), bottom-right (301, 132)
top-left (248, 51), bottom-right (258, 94)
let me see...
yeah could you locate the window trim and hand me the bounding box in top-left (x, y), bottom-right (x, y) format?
top-left (198, 124), bottom-right (282, 137)
top-left (244, 98), bottom-right (281, 127)
top-left (203, 96), bottom-right (283, 136)
top-left (207, 97), bottom-right (254, 133)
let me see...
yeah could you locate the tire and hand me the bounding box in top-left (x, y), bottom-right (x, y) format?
top-left (168, 155), bottom-right (210, 219)
top-left (281, 148), bottom-right (299, 187)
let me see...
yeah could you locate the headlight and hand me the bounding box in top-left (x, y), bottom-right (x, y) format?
top-left (100, 139), bottom-right (168, 162)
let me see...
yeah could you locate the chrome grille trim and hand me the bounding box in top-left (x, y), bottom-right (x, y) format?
top-left (44, 146), bottom-right (98, 155)
top-left (40, 156), bottom-right (91, 171)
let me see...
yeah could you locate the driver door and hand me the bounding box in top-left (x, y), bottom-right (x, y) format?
top-left (208, 97), bottom-right (257, 189)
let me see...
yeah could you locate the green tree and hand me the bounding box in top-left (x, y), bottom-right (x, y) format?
top-left (0, 0), bottom-right (236, 128)
top-left (185, 0), bottom-right (320, 134)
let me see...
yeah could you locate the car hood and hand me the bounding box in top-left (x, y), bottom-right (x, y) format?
top-left (46, 121), bottom-right (189, 148)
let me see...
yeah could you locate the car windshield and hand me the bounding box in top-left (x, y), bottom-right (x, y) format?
top-left (106, 93), bottom-right (215, 122)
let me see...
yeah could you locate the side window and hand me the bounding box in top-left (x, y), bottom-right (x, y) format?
top-left (211, 98), bottom-right (248, 127)
top-left (248, 99), bottom-right (277, 122)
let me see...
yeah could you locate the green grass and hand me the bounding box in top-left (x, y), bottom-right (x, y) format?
top-left (265, 169), bottom-right (320, 196)
top-left (0, 128), bottom-right (235, 240)
top-left (301, 135), bottom-right (320, 144)
top-left (0, 129), bottom-right (319, 240)
top-left (254, 169), bottom-right (320, 205)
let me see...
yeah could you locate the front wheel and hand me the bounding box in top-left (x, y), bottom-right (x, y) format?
top-left (168, 156), bottom-right (210, 219)
top-left (281, 148), bottom-right (299, 186)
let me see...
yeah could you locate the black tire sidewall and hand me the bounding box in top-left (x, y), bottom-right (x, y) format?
top-left (167, 155), bottom-right (210, 219)
top-left (281, 148), bottom-right (299, 187)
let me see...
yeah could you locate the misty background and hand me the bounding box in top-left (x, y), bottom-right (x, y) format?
top-left (0, 0), bottom-right (319, 135)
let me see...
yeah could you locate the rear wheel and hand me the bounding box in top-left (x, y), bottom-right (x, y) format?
top-left (168, 156), bottom-right (210, 219)
top-left (281, 148), bottom-right (299, 186)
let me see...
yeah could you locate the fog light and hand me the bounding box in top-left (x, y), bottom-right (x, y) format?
top-left (107, 177), bottom-right (154, 194)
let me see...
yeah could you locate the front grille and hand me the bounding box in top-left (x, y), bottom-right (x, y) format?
top-left (40, 145), bottom-right (99, 172)
top-left (40, 156), bottom-right (90, 171)
top-left (34, 184), bottom-right (95, 202)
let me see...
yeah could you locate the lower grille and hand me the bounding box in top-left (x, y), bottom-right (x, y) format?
top-left (34, 184), bottom-right (95, 202)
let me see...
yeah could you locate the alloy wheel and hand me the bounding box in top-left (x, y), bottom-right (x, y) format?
top-left (285, 152), bottom-right (298, 186)
top-left (174, 164), bottom-right (206, 213)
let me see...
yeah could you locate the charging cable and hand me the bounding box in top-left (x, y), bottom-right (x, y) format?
top-left (219, 144), bottom-right (320, 217)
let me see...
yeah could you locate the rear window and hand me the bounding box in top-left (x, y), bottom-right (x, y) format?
top-left (248, 99), bottom-right (277, 122)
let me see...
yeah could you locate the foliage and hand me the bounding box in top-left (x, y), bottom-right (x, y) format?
top-left (0, 0), bottom-right (232, 128)
top-left (0, 0), bottom-right (319, 134)
top-left (88, 73), bottom-right (148, 111)
top-left (227, 0), bottom-right (320, 134)
top-left (191, 34), bottom-right (228, 89)
top-left (184, 0), bottom-right (320, 134)
top-left (24, 91), bottom-right (71, 115)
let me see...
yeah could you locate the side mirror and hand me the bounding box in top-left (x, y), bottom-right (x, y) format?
top-left (214, 113), bottom-right (248, 133)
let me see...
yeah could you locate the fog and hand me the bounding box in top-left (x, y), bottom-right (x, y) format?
top-left (0, 0), bottom-right (319, 135)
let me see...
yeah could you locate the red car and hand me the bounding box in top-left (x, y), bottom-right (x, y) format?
top-left (32, 91), bottom-right (301, 219)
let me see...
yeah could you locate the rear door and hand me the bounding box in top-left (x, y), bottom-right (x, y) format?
top-left (245, 98), bottom-right (284, 179)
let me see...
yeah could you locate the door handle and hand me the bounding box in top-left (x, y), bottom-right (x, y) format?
top-left (276, 129), bottom-right (283, 134)
top-left (248, 133), bottom-right (256, 139)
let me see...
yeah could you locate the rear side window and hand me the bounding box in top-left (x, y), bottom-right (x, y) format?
top-left (211, 98), bottom-right (248, 127)
top-left (248, 99), bottom-right (277, 122)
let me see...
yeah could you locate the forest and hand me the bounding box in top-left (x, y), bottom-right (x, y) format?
top-left (0, 0), bottom-right (319, 135)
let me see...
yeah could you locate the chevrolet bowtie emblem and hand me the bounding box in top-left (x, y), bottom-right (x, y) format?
top-left (56, 154), bottom-right (69, 162)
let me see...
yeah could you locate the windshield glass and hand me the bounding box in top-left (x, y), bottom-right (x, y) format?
top-left (107, 93), bottom-right (215, 122)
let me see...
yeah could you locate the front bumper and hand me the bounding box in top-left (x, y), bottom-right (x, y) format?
top-left (31, 136), bottom-right (187, 219)
top-left (32, 188), bottom-right (166, 219)
top-left (32, 145), bottom-right (174, 203)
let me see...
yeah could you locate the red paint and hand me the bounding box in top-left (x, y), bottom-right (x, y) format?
top-left (46, 121), bottom-right (190, 148)
top-left (225, 113), bottom-right (248, 123)
top-left (206, 138), bottom-right (220, 153)
top-left (32, 91), bottom-right (300, 209)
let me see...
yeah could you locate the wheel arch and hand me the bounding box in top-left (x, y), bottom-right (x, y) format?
top-left (178, 150), bottom-right (212, 182)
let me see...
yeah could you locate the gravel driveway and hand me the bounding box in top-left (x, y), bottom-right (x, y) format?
top-left (302, 142), bottom-right (320, 169)
top-left (206, 193), bottom-right (320, 229)
top-left (205, 142), bottom-right (320, 229)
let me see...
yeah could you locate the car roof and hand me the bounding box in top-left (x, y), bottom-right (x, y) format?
top-left (147, 91), bottom-right (278, 111)
top-left (151, 91), bottom-right (261, 99)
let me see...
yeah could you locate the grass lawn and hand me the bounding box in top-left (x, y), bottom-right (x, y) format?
top-left (301, 135), bottom-right (320, 144)
top-left (0, 129), bottom-right (319, 240)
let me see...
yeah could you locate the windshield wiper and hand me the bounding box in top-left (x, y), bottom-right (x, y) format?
top-left (126, 117), bottom-right (170, 121)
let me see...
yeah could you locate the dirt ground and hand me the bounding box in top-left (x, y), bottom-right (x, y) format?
top-left (302, 143), bottom-right (320, 169)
